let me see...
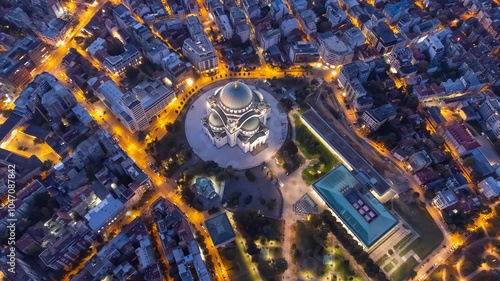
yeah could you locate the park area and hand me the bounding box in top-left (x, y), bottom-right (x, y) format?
top-left (392, 200), bottom-right (443, 259)
top-left (333, 248), bottom-right (364, 281)
top-left (292, 219), bottom-right (364, 280)
top-left (382, 199), bottom-right (444, 281)
top-left (292, 220), bottom-right (332, 278)
top-left (390, 257), bottom-right (419, 281)
top-left (292, 114), bottom-right (338, 185)
top-left (426, 264), bottom-right (460, 281)
top-left (219, 238), bottom-right (256, 281)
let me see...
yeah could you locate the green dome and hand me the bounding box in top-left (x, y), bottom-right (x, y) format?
top-left (219, 81), bottom-right (253, 110)
top-left (241, 117), bottom-right (260, 131)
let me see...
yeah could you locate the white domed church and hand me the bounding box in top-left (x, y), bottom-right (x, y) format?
top-left (202, 80), bottom-right (271, 153)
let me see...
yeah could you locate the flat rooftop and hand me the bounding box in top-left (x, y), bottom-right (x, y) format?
top-left (313, 165), bottom-right (398, 248)
top-left (301, 109), bottom-right (391, 195)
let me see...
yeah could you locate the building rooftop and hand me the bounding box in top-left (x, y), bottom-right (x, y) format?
top-left (205, 212), bottom-right (236, 246)
top-left (366, 104), bottom-right (397, 122)
top-left (290, 41), bottom-right (319, 54)
top-left (312, 165), bottom-right (398, 248)
top-left (302, 109), bottom-right (392, 195)
top-left (84, 194), bottom-right (124, 231)
top-left (444, 124), bottom-right (480, 151)
top-left (319, 32), bottom-right (350, 54)
top-left (372, 23), bottom-right (398, 46)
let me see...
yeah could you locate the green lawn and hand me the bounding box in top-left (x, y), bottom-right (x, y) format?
top-left (293, 114), bottom-right (301, 127)
top-left (469, 270), bottom-right (499, 281)
top-left (467, 120), bottom-right (483, 135)
top-left (393, 201), bottom-right (443, 259)
top-left (394, 233), bottom-right (414, 250)
top-left (428, 264), bottom-right (460, 281)
top-left (376, 254), bottom-right (389, 266)
top-left (334, 248), bottom-right (363, 281)
top-left (384, 262), bottom-right (395, 272)
top-left (485, 255), bottom-right (499, 268)
top-left (293, 114), bottom-right (339, 185)
top-left (220, 240), bottom-right (254, 281)
top-left (390, 257), bottom-right (418, 281)
top-left (295, 221), bottom-right (328, 277)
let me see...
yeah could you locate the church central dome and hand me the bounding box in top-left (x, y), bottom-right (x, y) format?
top-left (219, 81), bottom-right (253, 110)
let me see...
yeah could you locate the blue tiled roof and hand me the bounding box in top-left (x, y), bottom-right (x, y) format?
top-left (312, 165), bottom-right (398, 248)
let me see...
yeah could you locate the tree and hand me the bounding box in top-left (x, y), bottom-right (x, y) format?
top-left (41, 160), bottom-right (53, 171)
top-left (75, 36), bottom-right (85, 44)
top-left (471, 170), bottom-right (483, 181)
top-left (412, 191), bottom-right (420, 199)
top-left (317, 20), bottom-right (332, 33)
top-left (176, 152), bottom-right (187, 165)
top-left (230, 34), bottom-right (242, 48)
top-left (33, 137), bottom-right (45, 145)
top-left (224, 248), bottom-right (236, 260)
top-left (245, 169), bottom-right (256, 182)
top-left (138, 72), bottom-right (148, 82)
top-left (225, 165), bottom-right (235, 178)
top-left (280, 98), bottom-right (294, 113)
top-left (2, 109), bottom-right (12, 118)
top-left (416, 61), bottom-right (429, 74)
top-left (405, 95), bottom-right (419, 110)
top-left (137, 131), bottom-right (147, 142)
top-left (258, 258), bottom-right (288, 279)
top-left (266, 199), bottom-right (277, 211)
top-left (83, 36), bottom-right (95, 49)
top-left (107, 38), bottom-right (124, 56)
top-left (463, 156), bottom-right (476, 167)
top-left (494, 139), bottom-right (500, 155)
top-left (431, 133), bottom-right (446, 146)
top-left (125, 67), bottom-right (139, 80)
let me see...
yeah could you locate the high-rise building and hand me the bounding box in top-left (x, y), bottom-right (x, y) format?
top-left (182, 35), bottom-right (219, 73)
top-left (96, 80), bottom-right (175, 132)
top-left (259, 28), bottom-right (281, 51)
top-left (13, 72), bottom-right (76, 119)
top-left (289, 41), bottom-right (320, 64)
top-left (318, 32), bottom-right (354, 66)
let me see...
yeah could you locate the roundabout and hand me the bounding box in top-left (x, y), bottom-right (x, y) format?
top-left (185, 80), bottom-right (288, 169)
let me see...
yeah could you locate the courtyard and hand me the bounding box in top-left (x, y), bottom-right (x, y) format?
top-left (184, 82), bottom-right (288, 169)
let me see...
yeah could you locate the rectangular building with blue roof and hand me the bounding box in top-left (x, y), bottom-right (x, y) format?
top-left (312, 164), bottom-right (398, 249)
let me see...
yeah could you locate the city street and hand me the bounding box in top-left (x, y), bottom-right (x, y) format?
top-left (9, 0), bottom-right (484, 279)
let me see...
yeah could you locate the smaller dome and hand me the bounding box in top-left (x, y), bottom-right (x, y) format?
top-left (241, 117), bottom-right (260, 131)
top-left (208, 112), bottom-right (223, 127)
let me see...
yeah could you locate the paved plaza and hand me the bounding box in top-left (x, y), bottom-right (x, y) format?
top-left (185, 84), bottom-right (287, 169)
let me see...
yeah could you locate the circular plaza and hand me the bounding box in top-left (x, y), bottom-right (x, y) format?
top-left (185, 80), bottom-right (287, 169)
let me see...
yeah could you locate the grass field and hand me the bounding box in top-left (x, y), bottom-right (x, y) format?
top-left (295, 221), bottom-right (327, 276)
top-left (390, 257), bottom-right (419, 281)
top-left (393, 201), bottom-right (443, 259)
top-left (293, 114), bottom-right (338, 185)
top-left (469, 270), bottom-right (499, 281)
top-left (394, 233), bottom-right (414, 250)
top-left (384, 262), bottom-right (395, 273)
top-left (467, 120), bottom-right (483, 135)
top-left (334, 248), bottom-right (364, 281)
top-left (427, 264), bottom-right (460, 281)
top-left (376, 254), bottom-right (389, 266)
top-left (220, 238), bottom-right (257, 281)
